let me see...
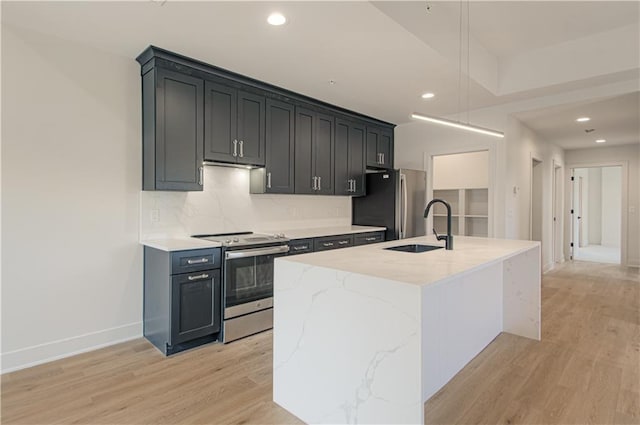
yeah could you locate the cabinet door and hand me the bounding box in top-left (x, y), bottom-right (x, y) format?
top-left (378, 128), bottom-right (393, 169)
top-left (204, 81), bottom-right (237, 163)
top-left (153, 68), bottom-right (204, 191)
top-left (349, 122), bottom-right (366, 196)
top-left (314, 112), bottom-right (334, 195)
top-left (171, 269), bottom-right (221, 345)
top-left (294, 107), bottom-right (315, 194)
top-left (366, 127), bottom-right (380, 167)
top-left (334, 119), bottom-right (350, 195)
top-left (265, 99), bottom-right (295, 193)
top-left (236, 91), bottom-right (265, 166)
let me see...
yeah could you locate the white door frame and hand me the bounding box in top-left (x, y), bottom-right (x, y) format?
top-left (529, 153), bottom-right (543, 241)
top-left (552, 160), bottom-right (564, 263)
top-left (566, 161), bottom-right (628, 266)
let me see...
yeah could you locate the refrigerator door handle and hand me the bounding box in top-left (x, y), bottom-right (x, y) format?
top-left (400, 173), bottom-right (407, 239)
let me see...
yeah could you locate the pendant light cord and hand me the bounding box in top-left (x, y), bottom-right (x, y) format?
top-left (467, 0), bottom-right (470, 125)
top-left (457, 0), bottom-right (463, 124)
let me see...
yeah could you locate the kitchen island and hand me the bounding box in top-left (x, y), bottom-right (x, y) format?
top-left (273, 235), bottom-right (540, 424)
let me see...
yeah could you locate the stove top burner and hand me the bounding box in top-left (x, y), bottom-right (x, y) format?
top-left (192, 231), bottom-right (288, 247)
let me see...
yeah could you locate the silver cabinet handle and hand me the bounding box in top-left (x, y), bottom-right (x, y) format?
top-left (312, 176), bottom-right (317, 190)
top-left (318, 176), bottom-right (322, 191)
top-left (322, 242), bottom-right (334, 247)
top-left (187, 273), bottom-right (209, 281)
top-left (382, 153), bottom-right (385, 165)
top-left (338, 240), bottom-right (349, 245)
top-left (293, 245), bottom-right (308, 251)
top-left (365, 237), bottom-right (377, 241)
top-left (239, 140), bottom-right (244, 157)
top-left (267, 172), bottom-right (272, 189)
top-left (198, 166), bottom-right (204, 186)
top-left (352, 179), bottom-right (356, 192)
top-left (232, 139), bottom-right (238, 157)
top-left (348, 179), bottom-right (352, 192)
top-left (187, 257), bottom-right (209, 265)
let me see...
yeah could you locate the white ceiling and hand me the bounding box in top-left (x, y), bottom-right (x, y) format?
top-left (2, 1), bottom-right (639, 150)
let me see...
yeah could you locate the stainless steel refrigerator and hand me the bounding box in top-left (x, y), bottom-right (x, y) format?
top-left (352, 169), bottom-right (427, 241)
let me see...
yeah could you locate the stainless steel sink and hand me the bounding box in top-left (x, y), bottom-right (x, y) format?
top-left (384, 244), bottom-right (444, 253)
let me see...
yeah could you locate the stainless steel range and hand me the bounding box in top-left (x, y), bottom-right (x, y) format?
top-left (192, 232), bottom-right (289, 342)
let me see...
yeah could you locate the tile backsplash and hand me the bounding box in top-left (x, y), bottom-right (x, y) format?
top-left (140, 166), bottom-right (352, 239)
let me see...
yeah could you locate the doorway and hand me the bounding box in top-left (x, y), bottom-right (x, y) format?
top-left (571, 166), bottom-right (622, 264)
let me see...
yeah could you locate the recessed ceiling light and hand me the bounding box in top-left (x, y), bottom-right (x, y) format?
top-left (421, 92), bottom-right (435, 99)
top-left (267, 13), bottom-right (286, 26)
top-left (595, 139), bottom-right (606, 143)
top-left (576, 117), bottom-right (590, 122)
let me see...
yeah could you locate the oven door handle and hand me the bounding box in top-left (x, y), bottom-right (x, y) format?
top-left (225, 245), bottom-right (290, 259)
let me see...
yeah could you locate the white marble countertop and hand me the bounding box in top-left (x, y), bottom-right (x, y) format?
top-left (268, 225), bottom-right (387, 240)
top-left (140, 238), bottom-right (222, 252)
top-left (278, 235), bottom-right (539, 286)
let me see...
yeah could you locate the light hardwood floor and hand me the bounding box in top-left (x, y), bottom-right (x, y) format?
top-left (2, 261), bottom-right (638, 424)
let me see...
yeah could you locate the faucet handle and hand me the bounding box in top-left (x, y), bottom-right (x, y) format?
top-left (433, 228), bottom-right (446, 242)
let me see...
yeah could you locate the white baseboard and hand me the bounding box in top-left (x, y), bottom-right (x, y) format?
top-left (542, 261), bottom-right (555, 274)
top-left (1, 321), bottom-right (142, 374)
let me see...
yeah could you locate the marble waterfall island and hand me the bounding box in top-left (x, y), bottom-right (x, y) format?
top-left (273, 235), bottom-right (540, 424)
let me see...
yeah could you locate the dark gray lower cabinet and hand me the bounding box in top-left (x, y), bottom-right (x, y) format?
top-left (288, 231), bottom-right (385, 256)
top-left (287, 238), bottom-right (314, 255)
top-left (314, 234), bottom-right (354, 251)
top-left (144, 247), bottom-right (222, 355)
top-left (354, 231), bottom-right (385, 246)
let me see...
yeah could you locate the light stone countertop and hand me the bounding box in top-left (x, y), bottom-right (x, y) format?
top-left (268, 225), bottom-right (387, 240)
top-left (278, 235), bottom-right (539, 286)
top-left (140, 238), bottom-right (222, 252)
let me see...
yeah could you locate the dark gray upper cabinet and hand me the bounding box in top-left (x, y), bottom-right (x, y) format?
top-left (137, 46), bottom-right (395, 193)
top-left (141, 67), bottom-right (204, 191)
top-left (335, 118), bottom-right (366, 196)
top-left (295, 107), bottom-right (334, 195)
top-left (250, 99), bottom-right (295, 194)
top-left (204, 81), bottom-right (265, 166)
top-left (366, 126), bottom-right (394, 169)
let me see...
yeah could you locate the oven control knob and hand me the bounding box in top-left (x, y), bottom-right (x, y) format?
top-left (225, 239), bottom-right (232, 244)
top-left (279, 233), bottom-right (286, 238)
top-left (233, 237), bottom-right (240, 243)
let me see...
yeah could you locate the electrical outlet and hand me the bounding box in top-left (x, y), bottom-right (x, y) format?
top-left (150, 209), bottom-right (160, 223)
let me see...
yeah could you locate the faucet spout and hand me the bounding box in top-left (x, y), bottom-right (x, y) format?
top-left (424, 199), bottom-right (454, 250)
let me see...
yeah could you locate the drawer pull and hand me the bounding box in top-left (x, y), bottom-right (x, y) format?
top-left (188, 273), bottom-right (209, 281)
top-left (322, 242), bottom-right (334, 247)
top-left (187, 258), bottom-right (209, 265)
top-left (293, 246), bottom-right (308, 251)
top-left (338, 240), bottom-right (349, 245)
top-left (365, 237), bottom-right (378, 241)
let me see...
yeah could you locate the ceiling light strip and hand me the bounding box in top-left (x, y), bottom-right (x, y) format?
top-left (411, 113), bottom-right (504, 138)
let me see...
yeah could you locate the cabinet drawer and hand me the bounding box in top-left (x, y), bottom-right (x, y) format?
top-left (288, 238), bottom-right (314, 255)
top-left (314, 234), bottom-right (354, 252)
top-left (354, 231), bottom-right (385, 246)
top-left (171, 248), bottom-right (221, 275)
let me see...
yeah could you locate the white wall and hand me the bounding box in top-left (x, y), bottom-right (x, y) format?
top-left (1, 25), bottom-right (143, 372)
top-left (1, 25), bottom-right (353, 373)
top-left (565, 145), bottom-right (640, 267)
top-left (432, 151), bottom-right (489, 190)
top-left (601, 166), bottom-right (622, 247)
